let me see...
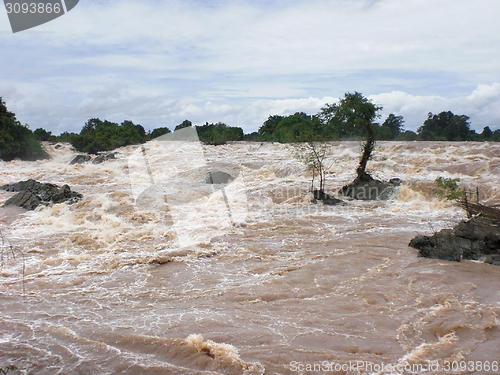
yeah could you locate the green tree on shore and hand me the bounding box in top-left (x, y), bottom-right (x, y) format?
top-left (149, 127), bottom-right (171, 139)
top-left (196, 122), bottom-right (244, 145)
top-left (174, 119), bottom-right (193, 131)
top-left (417, 111), bottom-right (471, 141)
top-left (71, 118), bottom-right (147, 153)
top-left (379, 114), bottom-right (404, 140)
top-left (258, 115), bottom-right (284, 140)
top-left (0, 97), bottom-right (46, 161)
top-left (258, 113), bottom-right (321, 143)
top-left (34, 128), bottom-right (53, 141)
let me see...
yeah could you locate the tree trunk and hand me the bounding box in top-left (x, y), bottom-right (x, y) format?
top-left (354, 123), bottom-right (375, 183)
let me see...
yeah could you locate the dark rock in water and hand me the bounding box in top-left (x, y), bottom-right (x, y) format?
top-left (69, 155), bottom-right (91, 165)
top-left (206, 171), bottom-right (234, 184)
top-left (54, 144), bottom-right (62, 149)
top-left (92, 155), bottom-right (106, 164)
top-left (1, 179), bottom-right (83, 210)
top-left (312, 189), bottom-right (344, 205)
top-left (340, 178), bottom-right (401, 201)
top-left (3, 190), bottom-right (41, 211)
top-left (92, 152), bottom-right (116, 164)
top-left (51, 184), bottom-right (82, 204)
top-left (409, 215), bottom-right (500, 265)
top-left (1, 179), bottom-right (40, 192)
top-left (2, 179), bottom-right (60, 201)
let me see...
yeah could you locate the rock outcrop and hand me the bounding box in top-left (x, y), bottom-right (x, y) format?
top-left (312, 189), bottom-right (344, 205)
top-left (409, 215), bottom-right (500, 265)
top-left (205, 171), bottom-right (234, 185)
top-left (3, 190), bottom-right (41, 211)
top-left (92, 152), bottom-right (116, 164)
top-left (1, 179), bottom-right (83, 210)
top-left (69, 154), bottom-right (91, 165)
top-left (339, 178), bottom-right (401, 201)
top-left (69, 152), bottom-right (116, 165)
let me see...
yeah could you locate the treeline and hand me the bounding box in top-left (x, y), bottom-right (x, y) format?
top-left (2, 94), bottom-right (500, 161)
top-left (1, 97), bottom-right (245, 159)
top-left (252, 108), bottom-right (500, 143)
top-left (174, 120), bottom-right (244, 146)
top-left (0, 97), bottom-right (47, 161)
top-left (31, 118), bottom-right (244, 154)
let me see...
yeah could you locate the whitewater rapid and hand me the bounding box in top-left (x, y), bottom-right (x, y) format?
top-left (1, 141), bottom-right (499, 374)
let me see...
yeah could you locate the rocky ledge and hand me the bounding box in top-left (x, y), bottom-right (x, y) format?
top-left (409, 215), bottom-right (500, 266)
top-left (339, 178), bottom-right (401, 201)
top-left (1, 179), bottom-right (83, 210)
top-left (312, 189), bottom-right (344, 205)
top-left (69, 152), bottom-right (116, 165)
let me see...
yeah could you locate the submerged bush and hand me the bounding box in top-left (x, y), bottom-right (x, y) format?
top-left (0, 365), bottom-right (18, 374)
top-left (434, 176), bottom-right (464, 200)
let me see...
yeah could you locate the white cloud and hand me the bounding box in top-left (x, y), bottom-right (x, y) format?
top-left (1, 0), bottom-right (500, 134)
top-left (372, 83), bottom-right (500, 131)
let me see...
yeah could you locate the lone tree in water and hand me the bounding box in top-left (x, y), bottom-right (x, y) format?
top-left (292, 123), bottom-right (343, 204)
top-left (320, 92), bottom-right (382, 184)
top-left (292, 124), bottom-right (329, 194)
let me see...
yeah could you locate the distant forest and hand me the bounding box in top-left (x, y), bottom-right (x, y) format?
top-left (252, 111), bottom-right (500, 143)
top-left (1, 94), bottom-right (499, 160)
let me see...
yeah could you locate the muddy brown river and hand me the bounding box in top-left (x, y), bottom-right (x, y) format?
top-left (1, 140), bottom-right (499, 374)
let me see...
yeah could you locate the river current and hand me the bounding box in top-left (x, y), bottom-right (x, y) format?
top-left (1, 140), bottom-right (499, 374)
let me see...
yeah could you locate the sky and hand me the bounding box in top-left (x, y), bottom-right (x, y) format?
top-left (1, 0), bottom-right (500, 135)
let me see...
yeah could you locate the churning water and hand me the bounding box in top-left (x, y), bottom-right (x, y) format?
top-left (1, 140), bottom-right (499, 374)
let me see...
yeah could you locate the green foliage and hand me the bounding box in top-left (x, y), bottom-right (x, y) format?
top-left (324, 92), bottom-right (382, 182)
top-left (481, 126), bottom-right (493, 140)
top-left (417, 111), bottom-right (471, 141)
top-left (493, 129), bottom-right (500, 142)
top-left (272, 113), bottom-right (322, 143)
top-left (123, 120), bottom-right (146, 139)
top-left (71, 118), bottom-right (147, 153)
top-left (175, 119), bottom-right (193, 131)
top-left (54, 131), bottom-right (77, 143)
top-left (395, 130), bottom-right (418, 141)
top-left (69, 117), bottom-right (243, 151)
top-left (293, 141), bottom-right (331, 192)
top-left (257, 113), bottom-right (322, 143)
top-left (149, 127), bottom-right (171, 139)
top-left (253, 98), bottom-right (500, 144)
top-left (379, 114), bottom-right (404, 140)
top-left (243, 132), bottom-right (262, 141)
top-left (0, 97), bottom-right (46, 161)
top-left (319, 92), bottom-right (382, 140)
top-left (255, 92), bottom-right (386, 146)
top-left (258, 115), bottom-right (284, 140)
top-left (434, 177), bottom-right (464, 200)
top-left (33, 127), bottom-right (52, 141)
top-left (196, 122), bottom-right (244, 145)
